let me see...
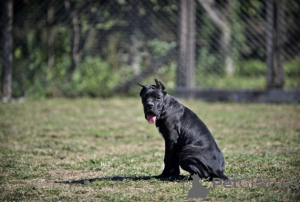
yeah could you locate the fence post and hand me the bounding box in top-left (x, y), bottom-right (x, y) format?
top-left (266, 0), bottom-right (285, 89)
top-left (266, 0), bottom-right (275, 89)
top-left (177, 0), bottom-right (196, 88)
top-left (275, 0), bottom-right (285, 88)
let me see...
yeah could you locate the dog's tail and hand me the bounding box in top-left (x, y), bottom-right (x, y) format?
top-left (212, 171), bottom-right (229, 181)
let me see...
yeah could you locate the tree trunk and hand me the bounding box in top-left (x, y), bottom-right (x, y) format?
top-left (177, 0), bottom-right (196, 87)
top-left (129, 0), bottom-right (142, 75)
top-left (64, 0), bottom-right (82, 85)
top-left (198, 0), bottom-right (234, 75)
top-left (47, 0), bottom-right (55, 69)
top-left (1, 0), bottom-right (13, 102)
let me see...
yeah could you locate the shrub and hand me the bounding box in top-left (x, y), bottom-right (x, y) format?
top-left (284, 60), bottom-right (300, 77)
top-left (237, 60), bottom-right (266, 76)
top-left (66, 56), bottom-right (133, 97)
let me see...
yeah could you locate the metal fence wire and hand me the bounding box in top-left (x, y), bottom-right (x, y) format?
top-left (6, 0), bottom-right (300, 97)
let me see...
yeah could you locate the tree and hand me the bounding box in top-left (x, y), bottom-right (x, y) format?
top-left (63, 0), bottom-right (95, 86)
top-left (129, 0), bottom-right (143, 75)
top-left (198, 0), bottom-right (234, 75)
top-left (47, 0), bottom-right (55, 69)
top-left (1, 0), bottom-right (13, 102)
top-left (64, 0), bottom-right (82, 85)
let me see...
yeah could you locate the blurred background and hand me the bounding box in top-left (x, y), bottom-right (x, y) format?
top-left (1, 0), bottom-right (299, 99)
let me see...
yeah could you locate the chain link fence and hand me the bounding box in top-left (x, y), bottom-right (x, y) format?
top-left (6, 0), bottom-right (300, 97)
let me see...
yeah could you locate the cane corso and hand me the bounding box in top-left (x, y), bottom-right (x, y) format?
top-left (138, 79), bottom-right (228, 180)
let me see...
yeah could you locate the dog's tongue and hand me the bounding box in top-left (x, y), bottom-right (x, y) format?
top-left (146, 114), bottom-right (157, 124)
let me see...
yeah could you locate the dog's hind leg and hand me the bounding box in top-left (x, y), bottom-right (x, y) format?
top-left (180, 157), bottom-right (210, 179)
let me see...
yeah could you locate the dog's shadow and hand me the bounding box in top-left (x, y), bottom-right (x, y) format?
top-left (56, 175), bottom-right (187, 185)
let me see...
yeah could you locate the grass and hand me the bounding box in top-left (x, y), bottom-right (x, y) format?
top-left (0, 98), bottom-right (299, 201)
top-left (196, 75), bottom-right (300, 89)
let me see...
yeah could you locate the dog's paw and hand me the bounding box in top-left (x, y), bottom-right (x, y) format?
top-left (156, 174), bottom-right (184, 181)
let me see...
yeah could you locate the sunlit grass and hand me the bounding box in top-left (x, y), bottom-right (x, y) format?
top-left (0, 98), bottom-right (299, 201)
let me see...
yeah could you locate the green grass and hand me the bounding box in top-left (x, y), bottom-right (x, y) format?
top-left (0, 98), bottom-right (299, 201)
top-left (196, 75), bottom-right (300, 89)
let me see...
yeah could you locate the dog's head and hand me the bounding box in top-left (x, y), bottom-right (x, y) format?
top-left (138, 79), bottom-right (167, 124)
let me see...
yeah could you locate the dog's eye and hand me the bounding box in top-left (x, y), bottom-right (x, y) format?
top-left (156, 96), bottom-right (161, 100)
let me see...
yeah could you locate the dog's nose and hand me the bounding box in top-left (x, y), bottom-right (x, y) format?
top-left (147, 102), bottom-right (154, 107)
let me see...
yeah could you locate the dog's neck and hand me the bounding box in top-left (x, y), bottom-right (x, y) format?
top-left (156, 94), bottom-right (182, 122)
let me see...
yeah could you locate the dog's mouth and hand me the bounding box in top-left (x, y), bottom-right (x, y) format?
top-left (146, 112), bottom-right (157, 124)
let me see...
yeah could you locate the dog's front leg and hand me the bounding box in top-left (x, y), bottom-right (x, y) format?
top-left (159, 139), bottom-right (180, 179)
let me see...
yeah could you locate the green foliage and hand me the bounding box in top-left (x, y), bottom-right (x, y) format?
top-left (196, 74), bottom-right (266, 89)
top-left (284, 60), bottom-right (300, 77)
top-left (67, 56), bottom-right (134, 97)
top-left (230, 0), bottom-right (252, 66)
top-left (5, 0), bottom-right (299, 99)
top-left (196, 47), bottom-right (221, 76)
top-left (69, 57), bottom-right (111, 97)
top-left (196, 59), bottom-right (300, 89)
top-left (196, 10), bottom-right (224, 75)
top-left (238, 60), bottom-right (266, 76)
top-left (238, 59), bottom-right (300, 78)
top-left (147, 39), bottom-right (176, 60)
top-left (285, 60), bottom-right (300, 88)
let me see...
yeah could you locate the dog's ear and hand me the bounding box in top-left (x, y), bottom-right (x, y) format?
top-left (138, 83), bottom-right (148, 97)
top-left (154, 79), bottom-right (167, 95)
top-left (138, 83), bottom-right (147, 89)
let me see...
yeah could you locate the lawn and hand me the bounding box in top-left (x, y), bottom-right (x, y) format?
top-left (0, 98), bottom-right (299, 201)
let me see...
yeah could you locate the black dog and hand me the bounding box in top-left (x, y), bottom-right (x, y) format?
top-left (139, 79), bottom-right (228, 180)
